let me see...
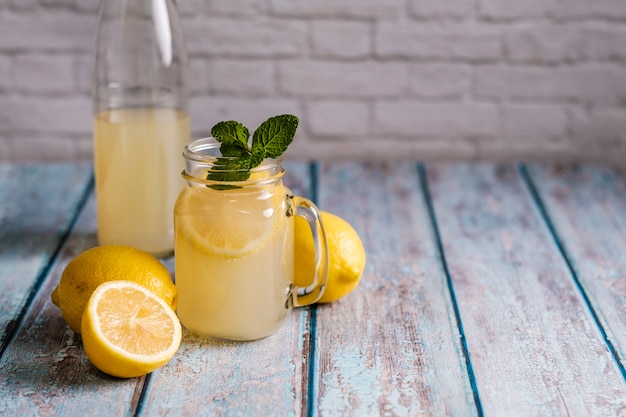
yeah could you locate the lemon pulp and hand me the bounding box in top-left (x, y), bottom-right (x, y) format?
top-left (81, 280), bottom-right (182, 378)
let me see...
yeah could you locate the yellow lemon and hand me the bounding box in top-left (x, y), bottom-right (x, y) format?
top-left (294, 211), bottom-right (366, 303)
top-left (81, 280), bottom-right (182, 378)
top-left (51, 245), bottom-right (177, 334)
top-left (175, 184), bottom-right (285, 258)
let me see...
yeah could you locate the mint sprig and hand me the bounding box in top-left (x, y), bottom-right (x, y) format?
top-left (206, 114), bottom-right (299, 188)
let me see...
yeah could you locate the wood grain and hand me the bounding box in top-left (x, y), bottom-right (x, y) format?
top-left (0, 194), bottom-right (145, 416)
top-left (312, 162), bottom-right (477, 417)
top-left (426, 163), bottom-right (626, 416)
top-left (3, 161), bottom-right (626, 417)
top-left (526, 164), bottom-right (626, 368)
top-left (0, 163), bottom-right (92, 352)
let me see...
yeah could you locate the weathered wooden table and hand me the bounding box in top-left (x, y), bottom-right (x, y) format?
top-left (1, 161), bottom-right (625, 417)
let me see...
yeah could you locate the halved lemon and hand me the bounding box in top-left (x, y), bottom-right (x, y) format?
top-left (81, 280), bottom-right (182, 378)
top-left (175, 184), bottom-right (286, 258)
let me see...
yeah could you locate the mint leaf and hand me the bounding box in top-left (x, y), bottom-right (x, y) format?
top-left (250, 153), bottom-right (264, 169)
top-left (251, 114), bottom-right (298, 159)
top-left (206, 155), bottom-right (251, 189)
top-left (220, 143), bottom-right (249, 157)
top-left (211, 120), bottom-right (250, 152)
top-left (206, 114), bottom-right (299, 190)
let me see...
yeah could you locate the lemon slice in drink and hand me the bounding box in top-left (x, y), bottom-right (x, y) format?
top-left (175, 184), bottom-right (285, 258)
top-left (81, 280), bottom-right (182, 378)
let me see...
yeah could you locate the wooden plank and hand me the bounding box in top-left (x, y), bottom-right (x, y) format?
top-left (525, 164), bottom-right (626, 366)
top-left (140, 161), bottom-right (315, 416)
top-left (312, 162), bottom-right (477, 416)
top-left (426, 163), bottom-right (626, 416)
top-left (0, 163), bottom-right (92, 351)
top-left (0, 193), bottom-right (147, 416)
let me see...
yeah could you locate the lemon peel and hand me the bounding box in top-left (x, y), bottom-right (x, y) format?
top-left (81, 280), bottom-right (181, 378)
top-left (51, 245), bottom-right (176, 334)
top-left (294, 211), bottom-right (366, 303)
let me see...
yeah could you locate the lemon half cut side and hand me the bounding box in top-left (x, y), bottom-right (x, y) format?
top-left (81, 280), bottom-right (182, 378)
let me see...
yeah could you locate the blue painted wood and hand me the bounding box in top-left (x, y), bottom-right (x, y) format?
top-left (3, 161), bottom-right (626, 417)
top-left (525, 164), bottom-right (626, 371)
top-left (427, 163), bottom-right (626, 416)
top-left (0, 163), bottom-right (92, 351)
top-left (0, 193), bottom-right (146, 416)
top-left (312, 162), bottom-right (477, 416)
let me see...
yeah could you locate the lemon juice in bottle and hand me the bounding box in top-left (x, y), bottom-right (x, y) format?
top-left (94, 108), bottom-right (189, 255)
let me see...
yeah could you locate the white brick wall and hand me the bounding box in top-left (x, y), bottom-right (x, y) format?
top-left (0, 0), bottom-right (625, 165)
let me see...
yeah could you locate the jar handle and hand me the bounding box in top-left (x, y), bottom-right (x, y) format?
top-left (289, 196), bottom-right (328, 308)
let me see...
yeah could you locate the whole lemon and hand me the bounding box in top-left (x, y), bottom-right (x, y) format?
top-left (294, 211), bottom-right (366, 303)
top-left (51, 245), bottom-right (177, 334)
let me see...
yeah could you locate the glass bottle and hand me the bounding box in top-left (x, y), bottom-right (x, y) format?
top-left (93, 0), bottom-right (190, 257)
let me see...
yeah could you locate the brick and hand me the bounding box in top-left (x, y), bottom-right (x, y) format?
top-left (278, 61), bottom-right (407, 97)
top-left (409, 64), bottom-right (470, 98)
top-left (580, 26), bottom-right (626, 62)
top-left (206, 0), bottom-right (266, 15)
top-left (569, 107), bottom-right (626, 144)
top-left (410, 0), bottom-right (473, 19)
top-left (189, 58), bottom-right (211, 95)
top-left (0, 56), bottom-right (11, 91)
top-left (478, 0), bottom-right (555, 20)
top-left (211, 59), bottom-right (275, 96)
top-left (189, 96), bottom-right (301, 137)
top-left (178, 0), bottom-right (205, 16)
top-left (73, 136), bottom-right (94, 160)
top-left (286, 136), bottom-right (477, 160)
top-left (0, 136), bottom-right (12, 160)
top-left (376, 23), bottom-right (501, 62)
top-left (473, 139), bottom-right (585, 163)
top-left (501, 104), bottom-right (567, 141)
top-left (40, 0), bottom-right (74, 8)
top-left (505, 25), bottom-right (582, 64)
top-left (8, 0), bottom-right (38, 10)
top-left (474, 65), bottom-right (626, 105)
top-left (474, 66), bottom-right (565, 100)
top-left (10, 135), bottom-right (78, 161)
top-left (14, 54), bottom-right (75, 93)
top-left (552, 0), bottom-right (626, 20)
top-left (184, 18), bottom-right (306, 58)
top-left (306, 101), bottom-right (369, 136)
top-left (75, 54), bottom-right (93, 94)
top-left (0, 12), bottom-right (95, 51)
top-left (373, 101), bottom-right (498, 138)
top-left (74, 0), bottom-right (100, 13)
top-left (0, 96), bottom-right (91, 134)
top-left (556, 67), bottom-right (626, 105)
top-left (269, 0), bottom-right (403, 20)
top-left (311, 21), bottom-right (371, 59)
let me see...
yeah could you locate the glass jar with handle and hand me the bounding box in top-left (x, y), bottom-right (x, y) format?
top-left (174, 138), bottom-right (328, 340)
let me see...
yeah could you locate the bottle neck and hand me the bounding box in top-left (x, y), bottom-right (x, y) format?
top-left (182, 138), bottom-right (284, 188)
top-left (93, 0), bottom-right (188, 114)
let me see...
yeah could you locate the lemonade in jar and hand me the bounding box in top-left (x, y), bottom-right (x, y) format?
top-left (174, 116), bottom-right (328, 340)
